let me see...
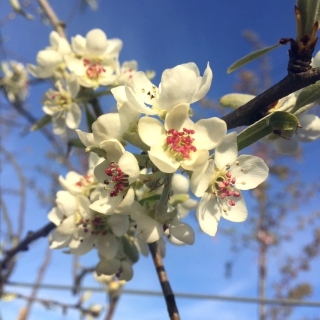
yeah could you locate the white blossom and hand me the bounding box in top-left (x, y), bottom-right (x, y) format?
top-left (0, 61), bottom-right (28, 103)
top-left (42, 74), bottom-right (81, 135)
top-left (138, 103), bottom-right (227, 173)
top-left (191, 132), bottom-right (269, 236)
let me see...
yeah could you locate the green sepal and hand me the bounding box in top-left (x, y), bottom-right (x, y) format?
top-left (30, 114), bottom-right (52, 132)
top-left (227, 43), bottom-right (280, 74)
top-left (269, 111), bottom-right (300, 139)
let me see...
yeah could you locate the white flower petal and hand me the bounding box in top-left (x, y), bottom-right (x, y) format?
top-left (76, 129), bottom-right (94, 147)
top-left (191, 62), bottom-right (213, 103)
top-left (69, 234), bottom-right (95, 255)
top-left (99, 139), bottom-right (125, 163)
top-left (215, 132), bottom-right (238, 169)
top-left (172, 174), bottom-right (189, 194)
top-left (57, 215), bottom-right (76, 235)
top-left (191, 159), bottom-right (213, 197)
top-left (56, 191), bottom-right (76, 216)
top-left (221, 193), bottom-right (248, 222)
top-left (66, 103), bottom-right (81, 129)
top-left (148, 145), bottom-right (180, 173)
top-left (93, 114), bottom-right (123, 143)
top-left (274, 137), bottom-right (299, 155)
top-left (49, 230), bottom-right (70, 249)
top-left (96, 233), bottom-right (118, 259)
top-left (196, 193), bottom-right (221, 236)
top-left (193, 118), bottom-right (227, 150)
top-left (164, 104), bottom-right (193, 131)
top-left (131, 211), bottom-right (163, 243)
top-left (231, 155), bottom-right (269, 190)
top-left (108, 215), bottom-right (130, 236)
top-left (138, 117), bottom-right (166, 147)
top-left (296, 114), bottom-right (320, 142)
top-left (169, 220), bottom-right (195, 245)
top-left (86, 29), bottom-right (108, 55)
top-left (118, 152), bottom-right (140, 183)
top-left (48, 207), bottom-right (64, 225)
top-left (156, 64), bottom-right (199, 111)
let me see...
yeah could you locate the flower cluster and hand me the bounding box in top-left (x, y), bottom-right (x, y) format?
top-left (43, 28), bottom-right (270, 282)
top-left (28, 29), bottom-right (152, 135)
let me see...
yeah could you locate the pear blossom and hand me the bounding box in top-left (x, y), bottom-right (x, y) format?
top-left (130, 202), bottom-right (195, 245)
top-left (0, 61), bottom-right (28, 103)
top-left (27, 31), bottom-right (71, 78)
top-left (65, 29), bottom-right (122, 89)
top-left (42, 74), bottom-right (81, 135)
top-left (125, 62), bottom-right (213, 116)
top-left (76, 87), bottom-right (140, 149)
top-left (58, 153), bottom-right (100, 198)
top-left (138, 103), bottom-right (227, 173)
top-left (48, 191), bottom-right (91, 249)
top-left (171, 173), bottom-right (198, 218)
top-left (48, 189), bottom-right (129, 257)
top-left (191, 132), bottom-right (269, 236)
top-left (89, 139), bottom-right (140, 214)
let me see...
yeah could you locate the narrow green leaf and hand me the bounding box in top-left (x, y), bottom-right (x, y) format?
top-left (297, 0), bottom-right (320, 36)
top-left (220, 93), bottom-right (255, 110)
top-left (291, 80), bottom-right (320, 113)
top-left (30, 114), bottom-right (51, 131)
top-left (237, 114), bottom-right (273, 151)
top-left (227, 43), bottom-right (281, 74)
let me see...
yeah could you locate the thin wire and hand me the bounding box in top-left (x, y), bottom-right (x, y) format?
top-left (6, 282), bottom-right (320, 308)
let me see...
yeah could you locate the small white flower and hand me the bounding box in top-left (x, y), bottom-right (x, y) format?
top-left (130, 202), bottom-right (195, 245)
top-left (191, 132), bottom-right (269, 236)
top-left (125, 62), bottom-right (212, 116)
top-left (66, 29), bottom-right (122, 89)
top-left (59, 153), bottom-right (100, 198)
top-left (42, 74), bottom-right (81, 135)
top-left (27, 31), bottom-right (71, 78)
top-left (0, 61), bottom-right (28, 103)
top-left (89, 140), bottom-right (140, 214)
top-left (138, 103), bottom-right (227, 173)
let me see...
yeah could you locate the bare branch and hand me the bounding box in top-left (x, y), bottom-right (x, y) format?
top-left (37, 0), bottom-right (66, 38)
top-left (148, 242), bottom-right (180, 320)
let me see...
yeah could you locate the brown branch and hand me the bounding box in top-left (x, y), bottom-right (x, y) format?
top-left (73, 266), bottom-right (95, 295)
top-left (0, 222), bottom-right (56, 272)
top-left (104, 293), bottom-right (120, 320)
top-left (148, 242), bottom-right (180, 320)
top-left (222, 68), bottom-right (320, 129)
top-left (37, 0), bottom-right (66, 38)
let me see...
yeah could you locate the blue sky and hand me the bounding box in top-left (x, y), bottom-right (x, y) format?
top-left (1, 0), bottom-right (320, 319)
